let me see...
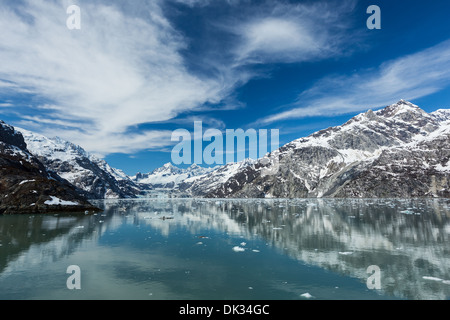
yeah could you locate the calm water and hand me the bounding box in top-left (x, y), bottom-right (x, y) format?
top-left (0, 198), bottom-right (449, 300)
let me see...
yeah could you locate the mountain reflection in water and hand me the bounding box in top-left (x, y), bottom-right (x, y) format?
top-left (0, 198), bottom-right (449, 300)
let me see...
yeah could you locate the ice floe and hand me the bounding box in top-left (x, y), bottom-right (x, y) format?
top-left (232, 246), bottom-right (246, 252)
top-left (338, 251), bottom-right (353, 255)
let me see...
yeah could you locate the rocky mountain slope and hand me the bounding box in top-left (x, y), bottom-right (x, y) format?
top-left (0, 121), bottom-right (99, 214)
top-left (182, 100), bottom-right (450, 198)
top-left (177, 159), bottom-right (258, 196)
top-left (16, 128), bottom-right (142, 199)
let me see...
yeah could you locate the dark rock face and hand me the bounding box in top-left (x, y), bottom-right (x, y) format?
top-left (333, 133), bottom-right (450, 198)
top-left (0, 122), bottom-right (99, 214)
top-left (0, 121), bottom-right (27, 150)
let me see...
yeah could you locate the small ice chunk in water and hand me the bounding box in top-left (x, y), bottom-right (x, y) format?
top-left (232, 246), bottom-right (245, 252)
top-left (300, 293), bottom-right (313, 299)
top-left (423, 276), bottom-right (443, 282)
top-left (338, 251), bottom-right (353, 255)
top-left (422, 276), bottom-right (450, 285)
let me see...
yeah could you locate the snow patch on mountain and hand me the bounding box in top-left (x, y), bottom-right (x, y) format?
top-left (44, 196), bottom-right (80, 206)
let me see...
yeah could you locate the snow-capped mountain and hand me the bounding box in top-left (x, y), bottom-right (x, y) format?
top-left (0, 121), bottom-right (98, 214)
top-left (184, 100), bottom-right (450, 198)
top-left (133, 163), bottom-right (217, 189)
top-left (16, 128), bottom-right (141, 199)
top-left (8, 99), bottom-right (447, 204)
top-left (177, 158), bottom-right (258, 196)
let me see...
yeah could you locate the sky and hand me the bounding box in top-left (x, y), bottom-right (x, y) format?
top-left (1, 0), bottom-right (450, 175)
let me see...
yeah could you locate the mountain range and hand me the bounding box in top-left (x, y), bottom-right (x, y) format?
top-left (1, 100), bottom-right (449, 214)
top-left (16, 128), bottom-right (142, 200)
top-left (136, 100), bottom-right (450, 199)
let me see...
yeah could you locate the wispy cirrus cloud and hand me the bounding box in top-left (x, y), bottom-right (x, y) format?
top-left (0, 0), bottom-right (358, 156)
top-left (258, 39), bottom-right (450, 124)
top-left (0, 0), bottom-right (229, 154)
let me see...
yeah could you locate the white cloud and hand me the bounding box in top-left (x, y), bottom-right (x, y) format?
top-left (258, 39), bottom-right (450, 124)
top-left (0, 0), bottom-right (227, 153)
top-left (229, 1), bottom-right (358, 65)
top-left (237, 18), bottom-right (319, 62)
top-left (173, 0), bottom-right (211, 7)
top-left (0, 0), bottom-right (358, 156)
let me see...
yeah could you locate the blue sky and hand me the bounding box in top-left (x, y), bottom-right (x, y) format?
top-left (1, 0), bottom-right (450, 175)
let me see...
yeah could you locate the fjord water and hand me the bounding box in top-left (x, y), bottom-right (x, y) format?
top-left (0, 198), bottom-right (449, 300)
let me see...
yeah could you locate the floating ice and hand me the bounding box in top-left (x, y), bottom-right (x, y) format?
top-left (423, 276), bottom-right (443, 282)
top-left (300, 293), bottom-right (313, 299)
top-left (400, 209), bottom-right (420, 215)
top-left (422, 276), bottom-right (450, 285)
top-left (232, 246), bottom-right (245, 252)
